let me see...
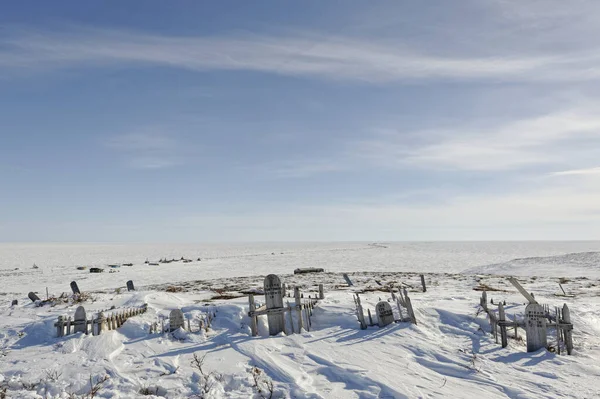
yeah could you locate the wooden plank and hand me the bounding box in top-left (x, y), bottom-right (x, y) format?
top-left (525, 303), bottom-right (547, 352)
top-left (264, 274), bottom-right (285, 335)
top-left (343, 273), bottom-right (354, 286)
top-left (498, 303), bottom-right (508, 348)
top-left (248, 295), bottom-right (258, 336)
top-left (563, 304), bottom-right (573, 355)
top-left (294, 287), bottom-right (304, 332)
top-left (508, 277), bottom-right (538, 304)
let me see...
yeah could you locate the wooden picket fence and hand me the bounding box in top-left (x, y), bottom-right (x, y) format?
top-left (148, 309), bottom-right (216, 334)
top-left (478, 278), bottom-right (574, 355)
top-left (55, 304), bottom-right (148, 337)
top-left (353, 286), bottom-right (417, 329)
top-left (247, 275), bottom-right (324, 336)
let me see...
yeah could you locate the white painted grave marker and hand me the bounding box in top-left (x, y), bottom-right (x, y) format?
top-left (169, 309), bottom-right (185, 332)
top-left (376, 301), bottom-right (394, 327)
top-left (264, 274), bottom-right (285, 335)
top-left (525, 303), bottom-right (547, 352)
top-left (74, 306), bottom-right (87, 333)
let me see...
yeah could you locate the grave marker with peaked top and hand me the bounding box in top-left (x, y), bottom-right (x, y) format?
top-left (525, 303), bottom-right (547, 352)
top-left (28, 292), bottom-right (40, 302)
top-left (376, 301), bottom-right (394, 327)
top-left (70, 281), bottom-right (81, 295)
top-left (126, 280), bottom-right (135, 292)
top-left (264, 274), bottom-right (285, 335)
top-left (169, 309), bottom-right (185, 332)
top-left (74, 306), bottom-right (87, 333)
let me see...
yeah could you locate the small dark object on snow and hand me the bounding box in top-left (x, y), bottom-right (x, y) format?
top-left (28, 292), bottom-right (40, 302)
top-left (293, 267), bottom-right (324, 274)
top-left (127, 280), bottom-right (135, 291)
top-left (70, 281), bottom-right (81, 295)
top-left (90, 267), bottom-right (104, 273)
top-left (197, 258), bottom-right (201, 261)
top-left (123, 263), bottom-right (133, 266)
top-left (11, 299), bottom-right (18, 306)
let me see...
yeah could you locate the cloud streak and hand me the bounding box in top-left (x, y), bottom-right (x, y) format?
top-left (353, 106), bottom-right (600, 172)
top-left (106, 131), bottom-right (181, 170)
top-left (2, 26), bottom-right (600, 83)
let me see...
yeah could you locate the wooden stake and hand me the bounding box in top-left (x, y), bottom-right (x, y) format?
top-left (295, 287), bottom-right (304, 332)
top-left (498, 303), bottom-right (507, 348)
top-left (249, 294), bottom-right (258, 337)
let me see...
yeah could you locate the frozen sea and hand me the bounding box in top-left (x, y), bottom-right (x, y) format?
top-left (2, 241), bottom-right (600, 294)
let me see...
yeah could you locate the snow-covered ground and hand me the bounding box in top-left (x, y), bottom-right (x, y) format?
top-left (2, 242), bottom-right (600, 398)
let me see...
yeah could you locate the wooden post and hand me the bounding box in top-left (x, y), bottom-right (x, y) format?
top-left (482, 291), bottom-right (488, 311)
top-left (305, 302), bottom-right (311, 330)
top-left (56, 316), bottom-right (64, 337)
top-left (318, 284), bottom-right (324, 300)
top-left (404, 290), bottom-right (417, 325)
top-left (248, 294), bottom-right (258, 336)
top-left (46, 287), bottom-right (49, 300)
top-left (555, 307), bottom-right (561, 355)
top-left (161, 318), bottom-right (165, 334)
top-left (294, 287), bottom-right (304, 332)
top-left (98, 312), bottom-right (106, 335)
top-left (368, 308), bottom-right (373, 326)
top-left (355, 294), bottom-right (367, 329)
top-left (563, 304), bottom-right (573, 355)
top-left (513, 314), bottom-right (518, 340)
top-left (287, 303), bottom-right (294, 334)
top-left (498, 303), bottom-right (508, 348)
top-left (420, 274), bottom-right (426, 292)
top-left (187, 319), bottom-right (191, 332)
top-left (396, 296), bottom-right (404, 321)
top-left (343, 273), bottom-right (353, 286)
top-left (559, 284), bottom-right (567, 296)
top-left (66, 316), bottom-right (72, 336)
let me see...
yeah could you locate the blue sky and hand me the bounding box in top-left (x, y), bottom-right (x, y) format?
top-left (2, 1), bottom-right (600, 241)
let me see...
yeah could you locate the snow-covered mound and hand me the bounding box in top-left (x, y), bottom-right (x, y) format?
top-left (463, 251), bottom-right (600, 277)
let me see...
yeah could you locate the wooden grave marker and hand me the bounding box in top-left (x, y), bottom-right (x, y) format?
top-left (28, 292), bottom-right (40, 302)
top-left (169, 309), bottom-right (185, 332)
top-left (264, 274), bottom-right (285, 335)
top-left (376, 301), bottom-right (394, 327)
top-left (126, 280), bottom-right (135, 292)
top-left (525, 303), bottom-right (547, 352)
top-left (70, 281), bottom-right (81, 295)
top-left (74, 306), bottom-right (87, 333)
top-left (343, 273), bottom-right (354, 286)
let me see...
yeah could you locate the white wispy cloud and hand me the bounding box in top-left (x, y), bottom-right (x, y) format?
top-left (353, 106), bottom-right (600, 172)
top-left (552, 167), bottom-right (600, 176)
top-left (106, 131), bottom-right (181, 169)
top-left (1, 25), bottom-right (600, 83)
